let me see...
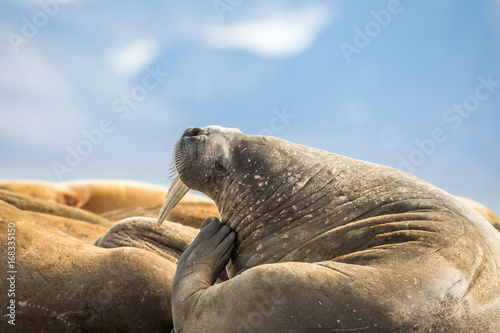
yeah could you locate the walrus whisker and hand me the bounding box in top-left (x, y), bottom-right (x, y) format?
top-left (168, 163), bottom-right (178, 180)
top-left (157, 175), bottom-right (190, 228)
top-left (167, 132), bottom-right (188, 180)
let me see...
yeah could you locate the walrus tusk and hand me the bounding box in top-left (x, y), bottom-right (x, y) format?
top-left (157, 175), bottom-right (190, 228)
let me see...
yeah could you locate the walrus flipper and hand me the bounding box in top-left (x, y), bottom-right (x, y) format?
top-left (95, 217), bottom-right (198, 262)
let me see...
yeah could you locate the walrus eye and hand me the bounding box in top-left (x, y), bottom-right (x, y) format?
top-left (215, 160), bottom-right (226, 172)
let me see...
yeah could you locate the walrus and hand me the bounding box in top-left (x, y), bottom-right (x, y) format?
top-left (0, 179), bottom-right (219, 233)
top-left (0, 179), bottom-right (207, 216)
top-left (0, 180), bottom-right (85, 207)
top-left (457, 196), bottom-right (500, 232)
top-left (0, 178), bottom-right (221, 332)
top-left (0, 199), bottom-right (200, 332)
top-left (0, 188), bottom-right (111, 227)
top-left (60, 179), bottom-right (172, 214)
top-left (158, 126), bottom-right (500, 332)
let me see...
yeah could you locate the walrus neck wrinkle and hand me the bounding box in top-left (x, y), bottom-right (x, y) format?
top-left (219, 150), bottom-right (426, 278)
top-left (220, 153), bottom-right (359, 277)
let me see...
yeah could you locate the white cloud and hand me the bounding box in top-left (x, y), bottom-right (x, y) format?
top-left (106, 38), bottom-right (159, 76)
top-left (203, 4), bottom-right (333, 58)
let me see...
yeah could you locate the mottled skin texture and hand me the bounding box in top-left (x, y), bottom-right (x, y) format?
top-left (170, 126), bottom-right (500, 332)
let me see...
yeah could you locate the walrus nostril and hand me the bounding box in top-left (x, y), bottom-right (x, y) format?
top-left (184, 127), bottom-right (202, 137)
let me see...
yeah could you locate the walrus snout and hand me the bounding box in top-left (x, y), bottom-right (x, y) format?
top-left (182, 126), bottom-right (242, 139)
top-left (183, 127), bottom-right (202, 137)
top-left (182, 127), bottom-right (207, 145)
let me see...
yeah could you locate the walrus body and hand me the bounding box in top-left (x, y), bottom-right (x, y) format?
top-left (0, 179), bottom-right (216, 332)
top-left (458, 196), bottom-right (500, 232)
top-left (163, 126), bottom-right (500, 332)
top-left (0, 201), bottom-right (178, 332)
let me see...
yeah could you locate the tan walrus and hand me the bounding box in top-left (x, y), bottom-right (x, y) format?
top-left (457, 196), bottom-right (500, 232)
top-left (160, 126), bottom-right (500, 333)
top-left (0, 179), bottom-right (218, 232)
top-left (0, 178), bottom-right (219, 332)
top-left (0, 199), bottom-right (198, 332)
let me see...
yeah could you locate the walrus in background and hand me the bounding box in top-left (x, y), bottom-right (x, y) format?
top-left (457, 196), bottom-right (500, 232)
top-left (0, 177), bottom-right (221, 332)
top-left (159, 126), bottom-right (500, 332)
top-left (61, 179), bottom-right (174, 214)
top-left (0, 179), bottom-right (183, 214)
top-left (0, 180), bottom-right (86, 207)
top-left (0, 188), bottom-right (112, 228)
top-left (0, 179), bottom-right (219, 232)
top-left (0, 198), bottom-right (203, 332)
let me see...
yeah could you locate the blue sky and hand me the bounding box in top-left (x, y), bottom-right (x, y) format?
top-left (1, 0), bottom-right (499, 212)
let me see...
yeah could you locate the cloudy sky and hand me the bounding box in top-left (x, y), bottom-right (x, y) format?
top-left (1, 0), bottom-right (499, 212)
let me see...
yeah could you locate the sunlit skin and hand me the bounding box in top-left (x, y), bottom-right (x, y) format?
top-left (161, 126), bottom-right (500, 333)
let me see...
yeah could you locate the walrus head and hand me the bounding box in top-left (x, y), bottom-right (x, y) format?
top-left (158, 126), bottom-right (243, 227)
top-left (157, 125), bottom-right (308, 227)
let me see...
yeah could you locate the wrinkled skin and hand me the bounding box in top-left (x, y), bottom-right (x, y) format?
top-left (96, 217), bottom-right (199, 262)
top-left (168, 126), bottom-right (500, 332)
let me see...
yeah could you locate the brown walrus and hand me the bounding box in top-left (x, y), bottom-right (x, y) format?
top-left (0, 179), bottom-right (218, 332)
top-left (0, 180), bottom-right (85, 207)
top-left (159, 126), bottom-right (500, 332)
top-left (0, 179), bottom-right (218, 230)
top-left (0, 199), bottom-right (198, 332)
top-left (457, 196), bottom-right (500, 232)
